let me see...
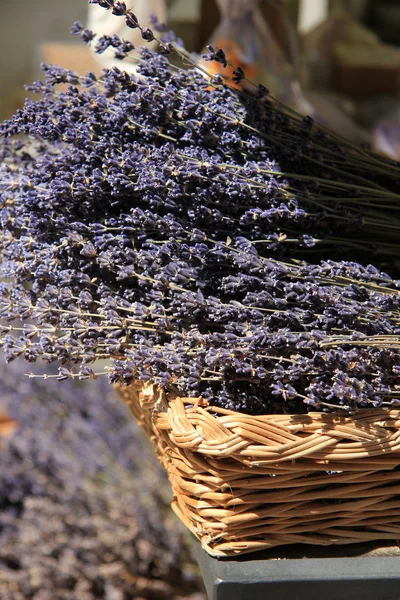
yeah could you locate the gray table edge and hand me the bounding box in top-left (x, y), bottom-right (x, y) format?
top-left (193, 541), bottom-right (400, 600)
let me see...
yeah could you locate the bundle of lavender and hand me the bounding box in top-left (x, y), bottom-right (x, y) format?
top-left (0, 1), bottom-right (400, 415)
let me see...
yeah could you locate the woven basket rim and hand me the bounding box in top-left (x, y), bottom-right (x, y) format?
top-left (125, 380), bottom-right (400, 420)
top-left (118, 382), bottom-right (400, 462)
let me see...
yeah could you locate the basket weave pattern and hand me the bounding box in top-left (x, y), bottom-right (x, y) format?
top-left (116, 382), bottom-right (400, 557)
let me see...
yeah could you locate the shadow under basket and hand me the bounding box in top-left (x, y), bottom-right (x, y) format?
top-left (115, 382), bottom-right (400, 558)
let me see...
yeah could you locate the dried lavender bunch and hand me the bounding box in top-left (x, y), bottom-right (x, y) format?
top-left (0, 8), bottom-right (400, 415)
top-left (0, 360), bottom-right (202, 600)
top-left (1, 219), bottom-right (400, 414)
top-left (1, 30), bottom-right (400, 261)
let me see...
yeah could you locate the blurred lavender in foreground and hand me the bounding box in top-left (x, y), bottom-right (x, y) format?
top-left (0, 360), bottom-right (203, 600)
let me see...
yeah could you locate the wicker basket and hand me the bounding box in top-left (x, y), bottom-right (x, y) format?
top-left (116, 382), bottom-right (400, 557)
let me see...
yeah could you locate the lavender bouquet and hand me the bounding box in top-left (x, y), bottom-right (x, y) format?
top-left (0, 1), bottom-right (400, 415)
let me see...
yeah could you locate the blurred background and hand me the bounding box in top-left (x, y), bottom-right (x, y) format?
top-left (1, 0), bottom-right (400, 155)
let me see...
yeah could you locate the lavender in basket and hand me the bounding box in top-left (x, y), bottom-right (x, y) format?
top-left (0, 3), bottom-right (399, 415)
